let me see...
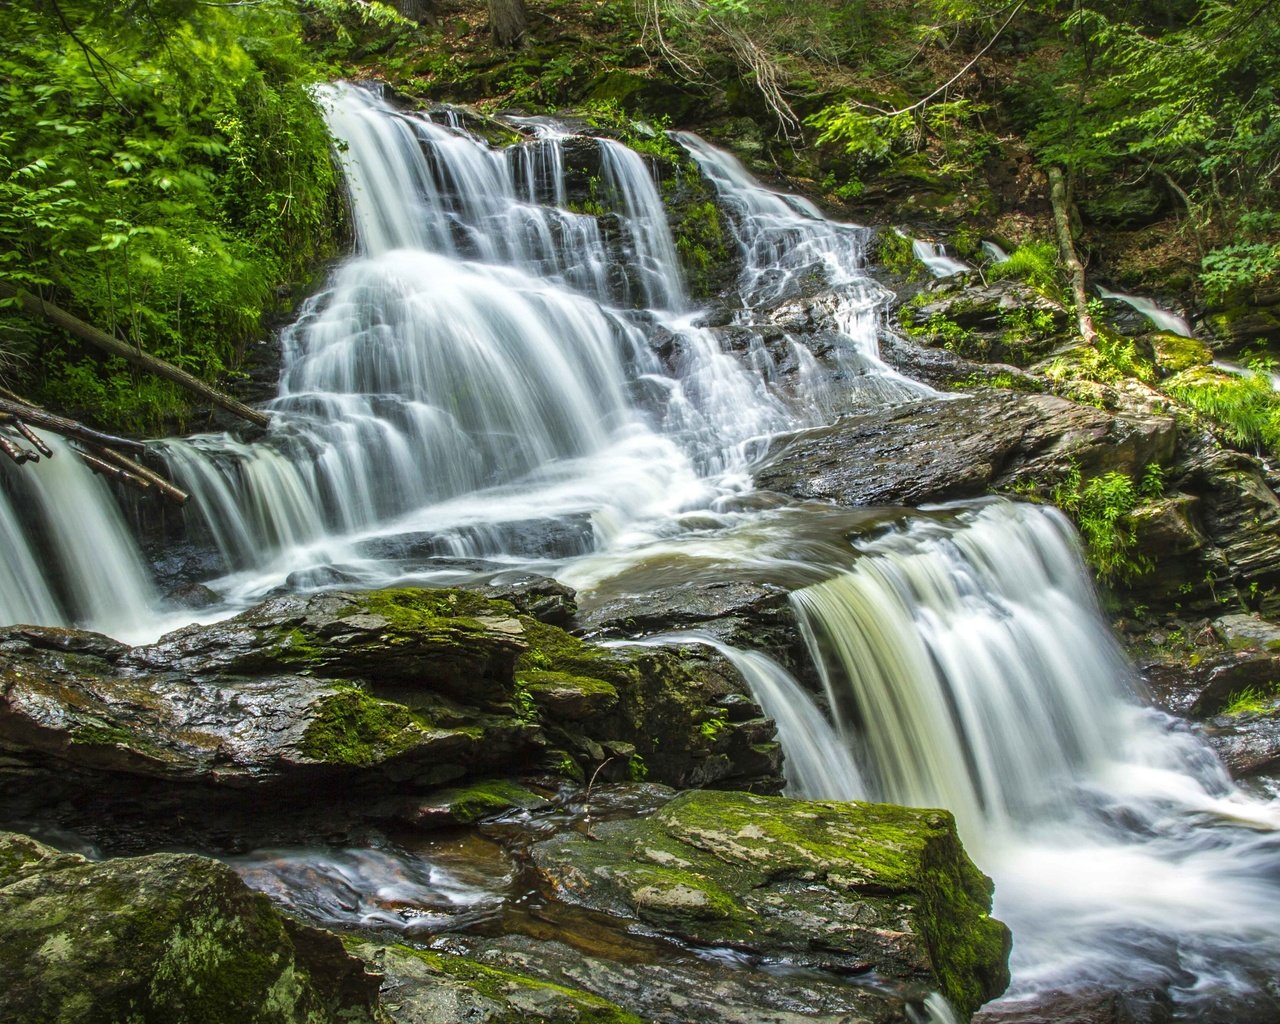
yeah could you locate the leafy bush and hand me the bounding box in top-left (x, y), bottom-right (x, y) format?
top-left (0, 1), bottom-right (345, 431)
top-left (987, 241), bottom-right (1061, 300)
top-left (1164, 364), bottom-right (1280, 458)
top-left (1052, 464), bottom-right (1152, 585)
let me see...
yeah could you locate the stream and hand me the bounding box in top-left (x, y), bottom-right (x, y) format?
top-left (3, 81), bottom-right (1279, 1019)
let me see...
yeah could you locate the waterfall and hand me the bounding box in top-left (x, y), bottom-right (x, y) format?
top-left (911, 237), bottom-right (972, 278)
top-left (980, 240), bottom-right (1009, 264)
top-left (1097, 284), bottom-right (1193, 337)
top-left (0, 433), bottom-right (160, 641)
top-left (788, 499), bottom-right (1280, 1011)
top-left (3, 78), bottom-right (1278, 1018)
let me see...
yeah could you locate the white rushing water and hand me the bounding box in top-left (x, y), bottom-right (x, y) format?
top-left (1097, 284), bottom-right (1194, 337)
top-left (0, 432), bottom-right (163, 643)
top-left (787, 500), bottom-right (1280, 1015)
top-left (911, 237), bottom-right (972, 278)
top-left (2, 80), bottom-right (1278, 1019)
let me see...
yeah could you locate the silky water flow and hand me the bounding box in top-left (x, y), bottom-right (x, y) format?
top-left (2, 81), bottom-right (1278, 1018)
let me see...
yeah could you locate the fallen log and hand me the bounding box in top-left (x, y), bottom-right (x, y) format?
top-left (0, 281), bottom-right (270, 429)
top-left (91, 444), bottom-right (189, 505)
top-left (0, 390), bottom-right (188, 504)
top-left (78, 449), bottom-right (153, 492)
top-left (0, 396), bottom-right (145, 455)
top-left (0, 431), bottom-right (35, 464)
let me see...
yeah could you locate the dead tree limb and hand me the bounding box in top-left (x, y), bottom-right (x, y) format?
top-left (0, 396), bottom-right (146, 455)
top-left (1048, 165), bottom-right (1098, 345)
top-left (0, 281), bottom-right (270, 429)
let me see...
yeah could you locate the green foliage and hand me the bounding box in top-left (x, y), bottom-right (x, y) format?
top-left (1222, 684), bottom-right (1279, 717)
top-left (1164, 363), bottom-right (1280, 458)
top-left (1052, 464), bottom-right (1152, 585)
top-left (876, 230), bottom-right (926, 279)
top-left (0, 0), bottom-right (344, 430)
top-left (583, 99), bottom-right (679, 162)
top-left (987, 241), bottom-right (1061, 299)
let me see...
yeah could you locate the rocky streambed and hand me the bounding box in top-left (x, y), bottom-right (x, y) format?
top-left (0, 583), bottom-right (1010, 1023)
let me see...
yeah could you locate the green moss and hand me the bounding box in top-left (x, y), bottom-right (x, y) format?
top-left (378, 944), bottom-right (645, 1024)
top-left (358, 587), bottom-right (517, 631)
top-left (427, 779), bottom-right (549, 823)
top-left (69, 723), bottom-right (140, 748)
top-left (536, 790), bottom-right (1010, 1015)
top-left (300, 687), bottom-right (430, 766)
top-left (273, 627), bottom-right (323, 667)
top-left (1149, 332), bottom-right (1213, 374)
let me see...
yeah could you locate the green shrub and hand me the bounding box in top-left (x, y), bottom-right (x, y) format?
top-left (988, 240), bottom-right (1062, 300)
top-left (1052, 464), bottom-right (1152, 584)
top-left (1164, 363), bottom-right (1280, 458)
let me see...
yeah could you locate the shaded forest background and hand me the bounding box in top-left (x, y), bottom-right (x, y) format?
top-left (1, 0), bottom-right (1276, 434)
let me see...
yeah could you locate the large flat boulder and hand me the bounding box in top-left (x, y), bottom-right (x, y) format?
top-left (755, 390), bottom-right (1175, 508)
top-left (531, 789), bottom-right (1011, 1017)
top-left (0, 589), bottom-right (783, 841)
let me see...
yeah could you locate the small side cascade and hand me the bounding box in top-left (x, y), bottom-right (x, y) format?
top-left (1096, 284), bottom-right (1193, 337)
top-left (0, 433), bottom-right (160, 640)
top-left (677, 133), bottom-right (931, 408)
top-left (979, 240), bottom-right (1009, 263)
top-left (911, 238), bottom-right (971, 278)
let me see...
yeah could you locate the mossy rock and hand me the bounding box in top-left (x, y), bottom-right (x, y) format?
top-left (531, 789), bottom-right (1011, 1016)
top-left (350, 940), bottom-right (643, 1023)
top-left (1150, 332), bottom-right (1213, 375)
top-left (411, 778), bottom-right (552, 824)
top-left (0, 835), bottom-right (379, 1023)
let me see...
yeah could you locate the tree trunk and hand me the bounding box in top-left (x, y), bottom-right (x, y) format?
top-left (489, 0), bottom-right (528, 47)
top-left (392, 0), bottom-right (435, 25)
top-left (1048, 165), bottom-right (1098, 346)
top-left (0, 281), bottom-right (270, 429)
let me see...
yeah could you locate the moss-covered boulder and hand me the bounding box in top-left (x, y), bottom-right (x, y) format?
top-left (352, 941), bottom-right (643, 1024)
top-left (0, 588), bottom-right (783, 844)
top-left (0, 832), bottom-right (380, 1023)
top-left (901, 279), bottom-right (1072, 367)
top-left (531, 790), bottom-right (1011, 1016)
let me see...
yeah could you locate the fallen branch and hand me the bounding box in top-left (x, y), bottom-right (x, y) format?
top-left (0, 390), bottom-right (188, 504)
top-left (90, 444), bottom-right (189, 505)
top-left (1048, 165), bottom-right (1099, 345)
top-left (0, 281), bottom-right (270, 429)
top-left (0, 395), bottom-right (146, 455)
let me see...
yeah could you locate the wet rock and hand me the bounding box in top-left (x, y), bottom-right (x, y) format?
top-left (0, 589), bottom-right (783, 834)
top-left (1214, 613), bottom-right (1280, 651)
top-left (0, 832), bottom-right (380, 1024)
top-left (471, 571), bottom-right (578, 626)
top-left (755, 391), bottom-right (1175, 508)
top-left (975, 987), bottom-right (1173, 1024)
top-left (901, 279), bottom-right (1073, 366)
top-left (1141, 648), bottom-right (1280, 718)
top-left (1203, 703), bottom-right (1280, 777)
top-left (354, 941), bottom-right (645, 1024)
top-left (531, 789), bottom-right (1011, 1016)
top-left (165, 581), bottom-right (223, 610)
top-left (439, 931), bottom-right (919, 1024)
top-left (1176, 443), bottom-right (1280, 617)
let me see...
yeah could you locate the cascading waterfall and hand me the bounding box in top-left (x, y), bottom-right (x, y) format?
top-left (789, 499), bottom-right (1280, 1013)
top-left (911, 237), bottom-right (972, 278)
top-left (2, 78), bottom-right (1278, 1019)
top-left (1097, 283), bottom-right (1193, 337)
top-left (0, 433), bottom-right (161, 642)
